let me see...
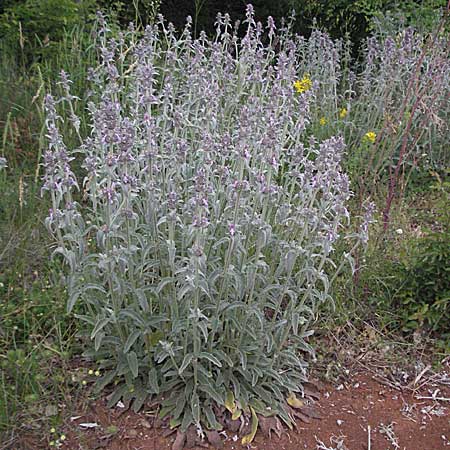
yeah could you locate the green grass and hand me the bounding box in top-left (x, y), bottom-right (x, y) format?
top-left (0, 23), bottom-right (97, 439)
top-left (0, 171), bottom-right (72, 433)
top-left (327, 174), bottom-right (450, 353)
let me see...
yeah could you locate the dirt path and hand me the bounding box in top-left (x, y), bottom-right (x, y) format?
top-left (55, 371), bottom-right (449, 450)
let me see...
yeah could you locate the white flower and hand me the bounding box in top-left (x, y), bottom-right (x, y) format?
top-left (395, 228), bottom-right (403, 235)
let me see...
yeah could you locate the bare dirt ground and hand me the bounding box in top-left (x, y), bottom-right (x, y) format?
top-left (29, 367), bottom-right (449, 450)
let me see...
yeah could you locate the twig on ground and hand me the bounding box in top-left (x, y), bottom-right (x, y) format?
top-left (315, 434), bottom-right (349, 450)
top-left (379, 422), bottom-right (400, 449)
top-left (409, 365), bottom-right (431, 389)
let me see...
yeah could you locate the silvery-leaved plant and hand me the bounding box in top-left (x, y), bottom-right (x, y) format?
top-left (298, 24), bottom-right (450, 192)
top-left (289, 21), bottom-right (449, 231)
top-left (42, 6), bottom-right (369, 442)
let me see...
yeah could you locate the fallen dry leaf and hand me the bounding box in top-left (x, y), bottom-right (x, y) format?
top-left (241, 406), bottom-right (258, 445)
top-left (259, 416), bottom-right (282, 438)
top-left (287, 392), bottom-right (304, 409)
top-left (304, 388), bottom-right (320, 400)
top-left (185, 426), bottom-right (197, 448)
top-left (299, 406), bottom-right (323, 419)
top-left (172, 430), bottom-right (186, 450)
top-left (206, 430), bottom-right (224, 448)
top-left (162, 427), bottom-right (177, 438)
top-left (295, 412), bottom-right (312, 423)
top-left (140, 418), bottom-right (152, 429)
top-left (225, 417), bottom-right (241, 432)
top-left (303, 381), bottom-right (321, 400)
top-left (127, 429), bottom-right (138, 438)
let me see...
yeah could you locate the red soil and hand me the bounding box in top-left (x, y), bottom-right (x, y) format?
top-left (51, 371), bottom-right (449, 450)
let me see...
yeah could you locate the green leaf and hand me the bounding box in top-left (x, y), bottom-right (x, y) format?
top-left (204, 404), bottom-right (223, 431)
top-left (159, 404), bottom-right (176, 419)
top-left (132, 386), bottom-right (147, 413)
top-left (148, 367), bottom-right (159, 394)
top-left (67, 290), bottom-right (80, 313)
top-left (253, 385), bottom-right (273, 405)
top-left (292, 312), bottom-right (299, 335)
top-left (198, 383), bottom-right (224, 406)
top-left (171, 394), bottom-right (187, 421)
top-left (169, 417), bottom-right (182, 429)
top-left (94, 369), bottom-right (117, 393)
top-left (147, 330), bottom-right (164, 347)
top-left (231, 408), bottom-right (242, 420)
top-left (199, 352), bottom-right (222, 367)
top-left (181, 409), bottom-right (193, 432)
top-left (74, 314), bottom-right (96, 326)
top-left (178, 283), bottom-right (194, 301)
top-left (249, 398), bottom-right (269, 415)
top-left (191, 392), bottom-right (200, 424)
top-left (156, 277), bottom-right (176, 294)
top-left (107, 384), bottom-right (127, 408)
top-left (124, 330), bottom-right (141, 353)
top-left (118, 309), bottom-right (145, 327)
top-left (91, 317), bottom-right (110, 340)
top-left (127, 351), bottom-right (139, 378)
top-left (94, 331), bottom-right (105, 352)
top-left (197, 321), bottom-right (209, 343)
top-left (238, 350), bottom-right (247, 370)
top-left (214, 349), bottom-right (234, 367)
top-left (179, 353), bottom-right (194, 374)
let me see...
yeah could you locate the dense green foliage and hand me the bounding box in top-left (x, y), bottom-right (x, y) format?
top-left (0, 0), bottom-right (94, 62)
top-left (352, 174), bottom-right (450, 340)
top-left (389, 178), bottom-right (449, 335)
top-left (1, 0), bottom-right (446, 61)
top-left (0, 15), bottom-right (96, 437)
top-left (401, 228), bottom-right (449, 333)
top-left (158, 0), bottom-right (446, 46)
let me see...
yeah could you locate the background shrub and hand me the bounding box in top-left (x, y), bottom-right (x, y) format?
top-left (157, 0), bottom-right (447, 49)
top-left (0, 0), bottom-right (95, 63)
top-left (391, 176), bottom-right (449, 334)
top-left (3, 0), bottom-right (445, 64)
top-left (343, 173), bottom-right (450, 344)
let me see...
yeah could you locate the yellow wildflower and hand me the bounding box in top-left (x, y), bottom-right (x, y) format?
top-left (88, 369), bottom-right (94, 375)
top-left (60, 434), bottom-right (66, 441)
top-left (50, 427), bottom-right (56, 434)
top-left (319, 117), bottom-right (327, 126)
top-left (293, 75), bottom-right (312, 94)
top-left (339, 108), bottom-right (348, 119)
top-left (95, 370), bottom-right (101, 377)
top-left (49, 441), bottom-right (55, 447)
top-left (364, 131), bottom-right (376, 143)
